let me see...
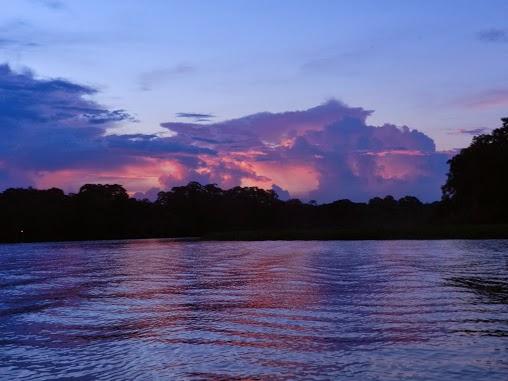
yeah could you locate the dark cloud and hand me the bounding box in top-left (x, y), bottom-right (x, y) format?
top-left (477, 28), bottom-right (508, 43)
top-left (176, 112), bottom-right (215, 122)
top-left (0, 64), bottom-right (210, 190)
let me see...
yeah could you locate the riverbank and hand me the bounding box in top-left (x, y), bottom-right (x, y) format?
top-left (202, 225), bottom-right (508, 241)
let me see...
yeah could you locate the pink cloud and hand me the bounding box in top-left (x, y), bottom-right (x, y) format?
top-left (459, 89), bottom-right (508, 109)
top-left (160, 101), bottom-right (449, 202)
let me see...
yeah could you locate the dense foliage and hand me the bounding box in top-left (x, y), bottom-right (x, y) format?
top-left (443, 118), bottom-right (508, 223)
top-left (0, 182), bottom-right (438, 243)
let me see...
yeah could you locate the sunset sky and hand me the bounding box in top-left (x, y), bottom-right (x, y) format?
top-left (1, 0), bottom-right (507, 201)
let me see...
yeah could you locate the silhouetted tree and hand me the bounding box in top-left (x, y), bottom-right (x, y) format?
top-left (78, 184), bottom-right (129, 202)
top-left (442, 118), bottom-right (508, 222)
top-left (0, 187), bottom-right (69, 242)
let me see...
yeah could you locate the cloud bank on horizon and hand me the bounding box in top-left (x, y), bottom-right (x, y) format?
top-left (0, 64), bottom-right (449, 202)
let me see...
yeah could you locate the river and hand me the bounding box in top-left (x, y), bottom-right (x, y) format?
top-left (1, 239), bottom-right (507, 380)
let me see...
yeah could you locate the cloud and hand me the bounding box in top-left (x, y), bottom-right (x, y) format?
top-left (29, 0), bottom-right (66, 10)
top-left (161, 100), bottom-right (449, 202)
top-left (301, 56), bottom-right (344, 73)
top-left (138, 64), bottom-right (196, 91)
top-left (162, 100), bottom-right (372, 148)
top-left (0, 64), bottom-right (449, 201)
top-left (0, 38), bottom-right (39, 49)
top-left (132, 187), bottom-right (161, 202)
top-left (176, 112), bottom-right (215, 122)
top-left (477, 28), bottom-right (508, 43)
top-left (272, 184), bottom-right (290, 201)
top-left (458, 89), bottom-right (508, 109)
top-left (300, 50), bottom-right (369, 76)
top-left (0, 64), bottom-right (210, 192)
top-left (105, 134), bottom-right (215, 156)
top-left (0, 21), bottom-right (41, 52)
top-left (449, 128), bottom-right (489, 136)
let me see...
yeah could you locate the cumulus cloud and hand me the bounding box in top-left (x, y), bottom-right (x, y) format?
top-left (0, 64), bottom-right (449, 201)
top-left (161, 101), bottom-right (449, 202)
top-left (271, 184), bottom-right (291, 201)
top-left (132, 187), bottom-right (161, 202)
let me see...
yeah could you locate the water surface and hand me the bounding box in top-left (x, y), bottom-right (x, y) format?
top-left (1, 240), bottom-right (507, 380)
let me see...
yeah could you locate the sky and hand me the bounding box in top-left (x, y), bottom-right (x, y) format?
top-left (0, 0), bottom-right (507, 202)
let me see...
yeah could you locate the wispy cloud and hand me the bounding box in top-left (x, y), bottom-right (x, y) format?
top-left (300, 49), bottom-right (370, 76)
top-left (30, 0), bottom-right (66, 10)
top-left (176, 112), bottom-right (215, 122)
top-left (458, 89), bottom-right (508, 109)
top-left (448, 128), bottom-right (489, 136)
top-left (138, 64), bottom-right (196, 91)
top-left (0, 20), bottom-right (40, 51)
top-left (0, 38), bottom-right (39, 49)
top-left (477, 28), bottom-right (508, 43)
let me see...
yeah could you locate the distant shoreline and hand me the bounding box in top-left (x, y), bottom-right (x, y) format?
top-left (2, 225), bottom-right (508, 245)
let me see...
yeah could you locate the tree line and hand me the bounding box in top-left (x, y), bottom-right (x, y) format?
top-left (1, 118), bottom-right (507, 243)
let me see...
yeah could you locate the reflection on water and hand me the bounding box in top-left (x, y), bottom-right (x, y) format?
top-left (0, 240), bottom-right (507, 380)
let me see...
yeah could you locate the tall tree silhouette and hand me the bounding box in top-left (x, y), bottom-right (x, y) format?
top-left (442, 118), bottom-right (508, 222)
